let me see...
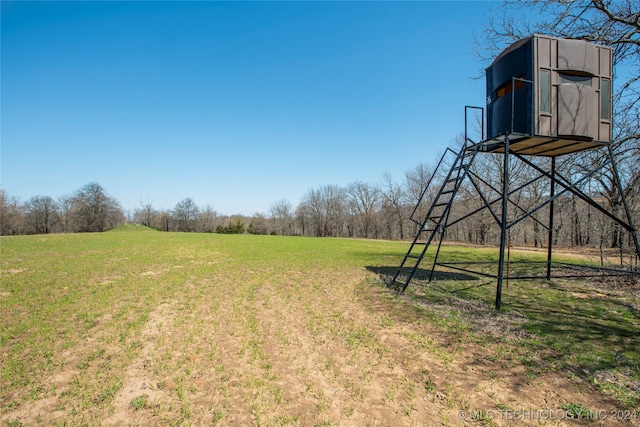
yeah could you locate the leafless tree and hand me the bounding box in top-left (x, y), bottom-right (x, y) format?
top-left (173, 197), bottom-right (199, 232)
top-left (299, 185), bottom-right (345, 237)
top-left (346, 181), bottom-right (380, 239)
top-left (197, 204), bottom-right (218, 233)
top-left (248, 212), bottom-right (270, 235)
top-left (155, 210), bottom-right (172, 232)
top-left (0, 189), bottom-right (24, 235)
top-left (24, 195), bottom-right (57, 234)
top-left (295, 203), bottom-right (309, 236)
top-left (381, 172), bottom-right (408, 240)
top-left (56, 195), bottom-right (74, 233)
top-left (72, 183), bottom-right (124, 232)
top-left (403, 162), bottom-right (436, 236)
top-left (300, 187), bottom-right (327, 237)
top-left (269, 199), bottom-right (294, 236)
top-left (133, 199), bottom-right (157, 228)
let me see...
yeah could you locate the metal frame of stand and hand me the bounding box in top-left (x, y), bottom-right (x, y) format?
top-left (389, 104), bottom-right (640, 309)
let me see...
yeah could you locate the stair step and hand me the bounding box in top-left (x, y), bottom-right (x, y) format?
top-left (391, 145), bottom-right (476, 294)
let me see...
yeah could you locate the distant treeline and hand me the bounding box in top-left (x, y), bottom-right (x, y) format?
top-left (2, 151), bottom-right (639, 257)
top-left (1, 182), bottom-right (125, 235)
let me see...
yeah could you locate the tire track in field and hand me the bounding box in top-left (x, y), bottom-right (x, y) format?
top-left (245, 267), bottom-right (456, 425)
top-left (103, 302), bottom-right (176, 427)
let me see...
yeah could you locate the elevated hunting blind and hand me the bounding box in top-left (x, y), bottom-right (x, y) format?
top-left (485, 34), bottom-right (612, 156)
top-left (389, 35), bottom-right (640, 309)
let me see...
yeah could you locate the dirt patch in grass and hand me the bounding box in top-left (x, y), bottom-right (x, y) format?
top-left (103, 302), bottom-right (176, 426)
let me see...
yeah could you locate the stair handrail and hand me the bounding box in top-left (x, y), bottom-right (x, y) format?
top-left (409, 147), bottom-right (458, 225)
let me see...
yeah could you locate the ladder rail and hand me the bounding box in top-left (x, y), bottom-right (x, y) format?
top-left (420, 148), bottom-right (472, 230)
top-left (409, 147), bottom-right (458, 225)
top-left (392, 226), bottom-right (442, 293)
top-left (390, 142), bottom-right (478, 292)
top-left (426, 148), bottom-right (480, 283)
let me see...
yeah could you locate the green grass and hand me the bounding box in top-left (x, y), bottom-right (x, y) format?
top-left (1, 227), bottom-right (638, 424)
top-left (402, 244), bottom-right (640, 407)
top-left (1, 227), bottom-right (399, 424)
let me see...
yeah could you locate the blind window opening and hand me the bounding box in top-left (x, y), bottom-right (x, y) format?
top-left (559, 73), bottom-right (592, 86)
top-left (539, 69), bottom-right (551, 113)
top-left (601, 78), bottom-right (611, 120)
top-left (494, 76), bottom-right (526, 100)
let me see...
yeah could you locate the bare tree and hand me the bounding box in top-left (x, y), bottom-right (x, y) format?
top-left (155, 210), bottom-right (172, 232)
top-left (403, 162), bottom-right (436, 236)
top-left (72, 182), bottom-right (124, 232)
top-left (197, 204), bottom-right (218, 233)
top-left (381, 172), bottom-right (407, 240)
top-left (173, 198), bottom-right (199, 232)
top-left (295, 202), bottom-right (309, 236)
top-left (346, 181), bottom-right (380, 239)
top-left (134, 199), bottom-right (157, 228)
top-left (56, 194), bottom-right (74, 233)
top-left (403, 162), bottom-right (433, 204)
top-left (248, 212), bottom-right (270, 235)
top-left (299, 187), bottom-right (326, 237)
top-left (479, 1), bottom-right (639, 72)
top-left (299, 185), bottom-right (345, 237)
top-left (0, 189), bottom-right (24, 235)
top-left (269, 199), bottom-right (293, 236)
top-left (24, 195), bottom-right (57, 234)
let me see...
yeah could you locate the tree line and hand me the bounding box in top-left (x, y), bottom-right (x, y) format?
top-left (2, 149), bottom-right (639, 260)
top-left (1, 182), bottom-right (125, 235)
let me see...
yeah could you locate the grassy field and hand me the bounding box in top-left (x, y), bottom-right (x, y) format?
top-left (1, 225), bottom-right (638, 426)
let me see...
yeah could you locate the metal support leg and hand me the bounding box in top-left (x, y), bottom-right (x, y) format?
top-left (496, 134), bottom-right (510, 309)
top-left (547, 157), bottom-right (556, 280)
top-left (608, 145), bottom-right (640, 268)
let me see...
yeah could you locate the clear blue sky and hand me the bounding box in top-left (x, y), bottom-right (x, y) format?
top-left (2, 1), bottom-right (491, 216)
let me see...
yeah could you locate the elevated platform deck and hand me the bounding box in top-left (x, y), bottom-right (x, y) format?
top-left (472, 133), bottom-right (611, 157)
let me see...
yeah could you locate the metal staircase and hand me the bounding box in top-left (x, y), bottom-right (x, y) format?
top-left (388, 141), bottom-right (479, 293)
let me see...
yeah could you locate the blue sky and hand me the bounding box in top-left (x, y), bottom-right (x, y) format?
top-left (2, 1), bottom-right (491, 216)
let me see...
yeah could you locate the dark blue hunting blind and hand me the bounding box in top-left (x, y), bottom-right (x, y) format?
top-left (484, 34), bottom-right (612, 156)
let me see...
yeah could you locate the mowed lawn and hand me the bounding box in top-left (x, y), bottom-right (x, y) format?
top-left (1, 225), bottom-right (638, 426)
